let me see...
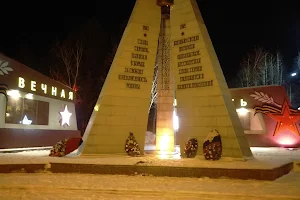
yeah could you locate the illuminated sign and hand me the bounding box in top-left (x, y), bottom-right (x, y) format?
top-left (60, 105), bottom-right (72, 126)
top-left (18, 77), bottom-right (73, 100)
top-left (236, 98), bottom-right (248, 115)
top-left (20, 115), bottom-right (32, 125)
top-left (240, 99), bottom-right (247, 107)
top-left (232, 98), bottom-right (248, 107)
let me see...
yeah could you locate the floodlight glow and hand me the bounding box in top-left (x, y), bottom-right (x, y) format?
top-left (236, 108), bottom-right (249, 116)
top-left (25, 93), bottom-right (33, 99)
top-left (173, 111), bottom-right (179, 131)
top-left (7, 90), bottom-right (21, 99)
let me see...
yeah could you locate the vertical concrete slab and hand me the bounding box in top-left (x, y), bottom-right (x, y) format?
top-left (81, 0), bottom-right (161, 155)
top-left (170, 0), bottom-right (252, 158)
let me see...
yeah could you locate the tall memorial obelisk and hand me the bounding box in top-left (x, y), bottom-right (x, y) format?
top-left (80, 0), bottom-right (253, 158)
top-left (155, 1), bottom-right (175, 153)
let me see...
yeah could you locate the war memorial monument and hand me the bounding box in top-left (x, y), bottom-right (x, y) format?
top-left (80, 0), bottom-right (253, 159)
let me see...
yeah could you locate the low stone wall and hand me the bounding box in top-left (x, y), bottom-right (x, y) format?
top-left (0, 162), bottom-right (294, 181)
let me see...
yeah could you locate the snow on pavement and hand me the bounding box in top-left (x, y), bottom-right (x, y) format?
top-left (0, 147), bottom-right (299, 169)
top-left (0, 172), bottom-right (300, 199)
top-left (0, 147), bottom-right (300, 199)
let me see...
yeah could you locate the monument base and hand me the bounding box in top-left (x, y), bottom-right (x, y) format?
top-left (0, 152), bottom-right (293, 181)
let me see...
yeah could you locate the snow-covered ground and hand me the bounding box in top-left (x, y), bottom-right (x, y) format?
top-left (0, 147), bottom-right (299, 169)
top-left (0, 147), bottom-right (300, 199)
top-left (0, 172), bottom-right (300, 199)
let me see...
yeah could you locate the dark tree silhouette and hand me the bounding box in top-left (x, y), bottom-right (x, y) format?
top-left (49, 18), bottom-right (110, 134)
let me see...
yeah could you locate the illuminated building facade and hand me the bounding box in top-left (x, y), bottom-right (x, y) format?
top-left (231, 85), bottom-right (300, 148)
top-left (0, 53), bottom-right (80, 149)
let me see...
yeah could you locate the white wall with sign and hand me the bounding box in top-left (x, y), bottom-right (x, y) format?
top-left (2, 90), bottom-right (77, 131)
top-left (17, 77), bottom-right (74, 101)
top-left (234, 98), bottom-right (266, 134)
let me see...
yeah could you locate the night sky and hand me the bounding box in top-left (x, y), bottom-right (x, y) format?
top-left (0, 1), bottom-right (299, 86)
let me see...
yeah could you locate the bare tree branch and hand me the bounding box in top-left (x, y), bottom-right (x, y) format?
top-left (236, 47), bottom-right (284, 88)
top-left (50, 65), bottom-right (69, 86)
top-left (50, 40), bottom-right (83, 92)
top-left (72, 41), bottom-right (83, 90)
top-left (295, 52), bottom-right (300, 71)
top-left (56, 42), bottom-right (73, 87)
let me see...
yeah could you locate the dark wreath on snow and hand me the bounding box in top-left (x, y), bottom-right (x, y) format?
top-left (203, 129), bottom-right (222, 161)
top-left (184, 138), bottom-right (198, 158)
top-left (49, 137), bottom-right (82, 157)
top-left (125, 132), bottom-right (141, 157)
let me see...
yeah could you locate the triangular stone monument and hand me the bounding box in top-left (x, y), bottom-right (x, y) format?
top-left (80, 0), bottom-right (253, 158)
top-left (81, 0), bottom-right (161, 154)
top-left (170, 0), bottom-right (252, 157)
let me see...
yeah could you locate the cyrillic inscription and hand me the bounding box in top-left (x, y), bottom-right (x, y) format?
top-left (134, 46), bottom-right (148, 53)
top-left (125, 68), bottom-right (144, 74)
top-left (178, 58), bottom-right (201, 67)
top-left (180, 24), bottom-right (186, 29)
top-left (143, 25), bottom-right (149, 31)
top-left (177, 50), bottom-right (200, 59)
top-left (131, 61), bottom-right (145, 67)
top-left (175, 34), bottom-right (213, 89)
top-left (174, 35), bottom-right (199, 46)
top-left (179, 66), bottom-right (202, 74)
top-left (118, 75), bottom-right (147, 82)
top-left (132, 53), bottom-right (147, 60)
top-left (177, 80), bottom-right (213, 90)
top-left (120, 37), bottom-right (149, 90)
top-left (179, 44), bottom-right (195, 52)
top-left (138, 39), bottom-right (148, 45)
top-left (180, 74), bottom-right (204, 82)
top-left (126, 83), bottom-right (140, 89)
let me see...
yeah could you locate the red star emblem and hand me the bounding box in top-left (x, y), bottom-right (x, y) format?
top-left (267, 99), bottom-right (300, 136)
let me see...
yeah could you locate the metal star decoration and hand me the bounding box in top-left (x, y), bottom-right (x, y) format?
top-left (59, 105), bottom-right (72, 126)
top-left (267, 99), bottom-right (300, 136)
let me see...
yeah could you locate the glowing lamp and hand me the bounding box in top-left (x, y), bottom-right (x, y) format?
top-left (7, 90), bottom-right (21, 99)
top-left (94, 105), bottom-right (99, 112)
top-left (274, 132), bottom-right (298, 147)
top-left (173, 111), bottom-right (179, 131)
top-left (236, 108), bottom-right (249, 116)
